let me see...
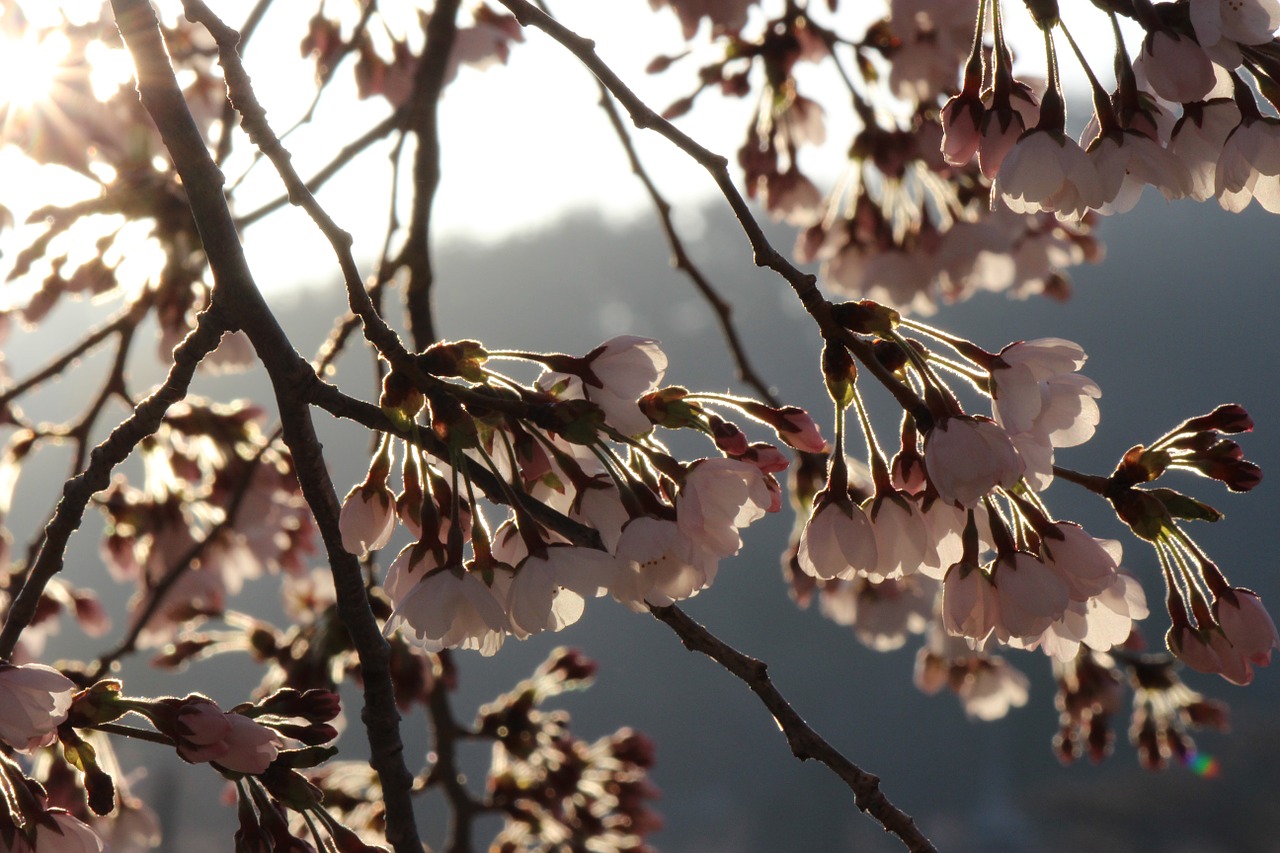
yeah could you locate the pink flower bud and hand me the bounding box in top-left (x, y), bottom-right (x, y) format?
top-left (339, 484), bottom-right (397, 557)
top-left (1215, 588), bottom-right (1279, 667)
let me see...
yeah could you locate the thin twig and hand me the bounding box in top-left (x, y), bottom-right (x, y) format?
top-left (493, 0), bottom-right (930, 427)
top-left (0, 309), bottom-right (225, 658)
top-left (589, 67), bottom-right (781, 406)
top-left (396, 0), bottom-right (461, 350)
top-left (235, 109), bottom-right (405, 228)
top-left (650, 604), bottom-right (938, 853)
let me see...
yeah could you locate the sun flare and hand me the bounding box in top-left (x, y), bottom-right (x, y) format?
top-left (0, 29), bottom-right (68, 111)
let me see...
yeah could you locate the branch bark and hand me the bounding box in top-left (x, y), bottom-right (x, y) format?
top-left (110, 3), bottom-right (422, 850)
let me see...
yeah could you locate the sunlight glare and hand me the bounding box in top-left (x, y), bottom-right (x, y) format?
top-left (0, 29), bottom-right (68, 110)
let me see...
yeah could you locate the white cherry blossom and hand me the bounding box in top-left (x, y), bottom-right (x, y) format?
top-left (388, 568), bottom-right (509, 656)
top-left (991, 551), bottom-right (1070, 642)
top-left (1135, 31), bottom-right (1216, 103)
top-left (0, 663), bottom-right (76, 752)
top-left (994, 129), bottom-right (1109, 219)
top-left (797, 494), bottom-right (878, 581)
top-left (924, 416), bottom-right (1025, 507)
top-left (677, 457), bottom-right (773, 558)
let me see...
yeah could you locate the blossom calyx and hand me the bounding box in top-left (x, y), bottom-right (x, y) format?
top-left (832, 300), bottom-right (900, 337)
top-left (638, 386), bottom-right (702, 430)
top-left (417, 339), bottom-right (489, 382)
top-left (66, 679), bottom-right (129, 727)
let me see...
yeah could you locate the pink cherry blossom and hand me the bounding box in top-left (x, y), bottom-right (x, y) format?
top-left (772, 406), bottom-right (827, 453)
top-left (941, 563), bottom-right (998, 641)
top-left (924, 416), bottom-right (1025, 507)
top-left (174, 698), bottom-right (232, 763)
top-left (959, 657), bottom-right (1031, 721)
top-left (1136, 31), bottom-right (1216, 103)
top-left (539, 336), bottom-right (668, 438)
top-left (612, 517), bottom-right (719, 610)
top-left (796, 494), bottom-right (878, 581)
top-left (0, 663), bottom-right (76, 752)
top-left (1039, 523), bottom-right (1119, 602)
top-left (1088, 131), bottom-right (1190, 214)
top-left (992, 551), bottom-right (1070, 641)
top-left (1191, 0), bottom-right (1280, 48)
top-left (504, 545), bottom-right (617, 638)
top-left (941, 93), bottom-right (983, 167)
top-left (38, 812), bottom-right (106, 853)
top-left (1215, 114), bottom-right (1280, 211)
top-left (866, 491), bottom-right (941, 581)
top-left (1171, 98), bottom-right (1242, 201)
top-left (677, 457), bottom-right (773, 557)
top-left (388, 568), bottom-right (509, 656)
top-left (218, 713), bottom-right (284, 775)
top-left (819, 575), bottom-right (937, 651)
top-left (991, 338), bottom-right (1099, 441)
top-left (994, 129), bottom-right (1108, 219)
top-left (383, 543), bottom-right (444, 606)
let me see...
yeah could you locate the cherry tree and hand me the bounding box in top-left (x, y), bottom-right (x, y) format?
top-left (0, 0), bottom-right (1275, 850)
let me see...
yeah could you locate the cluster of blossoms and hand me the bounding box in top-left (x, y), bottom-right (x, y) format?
top-left (480, 649), bottom-right (661, 852)
top-left (96, 399), bottom-right (314, 648)
top-left (767, 301), bottom-right (1276, 741)
top-left (649, 0), bottom-right (1280, 314)
top-left (650, 0), bottom-right (1103, 315)
top-left (336, 335), bottom-right (824, 655)
top-left (0, 657), bottom-right (345, 852)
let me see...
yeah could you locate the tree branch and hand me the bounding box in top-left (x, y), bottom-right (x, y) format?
top-left (397, 0), bottom-right (461, 350)
top-left (112, 3), bottom-right (422, 850)
top-left (650, 604), bottom-right (937, 853)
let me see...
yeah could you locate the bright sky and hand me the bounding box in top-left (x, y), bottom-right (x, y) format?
top-left (0, 0), bottom-right (1134, 295)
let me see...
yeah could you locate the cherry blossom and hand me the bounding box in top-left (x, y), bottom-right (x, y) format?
top-left (941, 563), bottom-right (998, 642)
top-left (1135, 31), bottom-right (1216, 104)
top-left (994, 129), bottom-right (1108, 219)
top-left (1171, 98), bottom-right (1242, 201)
top-left (0, 663), bottom-right (76, 752)
top-left (676, 457), bottom-right (773, 557)
top-left (388, 568), bottom-right (509, 656)
top-left (503, 546), bottom-right (617, 639)
top-left (819, 575), bottom-right (938, 651)
top-left (924, 416), bottom-right (1025, 507)
top-left (169, 697), bottom-right (282, 773)
top-left (1214, 587), bottom-right (1280, 672)
top-left (37, 812), bottom-right (106, 853)
top-left (991, 551), bottom-right (1070, 642)
top-left (539, 336), bottom-right (668, 438)
top-left (1038, 523), bottom-right (1119, 602)
top-left (796, 492), bottom-right (878, 582)
top-left (1191, 0), bottom-right (1280, 49)
top-left (1215, 113), bottom-right (1280, 211)
top-left (612, 517), bottom-right (720, 610)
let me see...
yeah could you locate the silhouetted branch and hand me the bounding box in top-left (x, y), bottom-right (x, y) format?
top-left (493, 0), bottom-right (930, 426)
top-left (397, 0), bottom-right (461, 350)
top-left (113, 3), bottom-right (423, 850)
top-left (650, 604), bottom-right (937, 853)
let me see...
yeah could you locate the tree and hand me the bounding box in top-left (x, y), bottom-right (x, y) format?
top-left (0, 0), bottom-right (1275, 850)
